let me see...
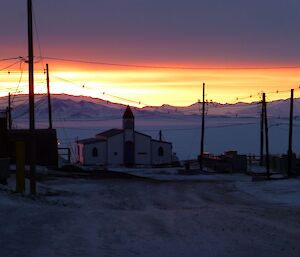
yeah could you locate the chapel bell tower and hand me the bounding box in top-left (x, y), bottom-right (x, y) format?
top-left (123, 106), bottom-right (135, 166)
top-left (123, 105), bottom-right (134, 131)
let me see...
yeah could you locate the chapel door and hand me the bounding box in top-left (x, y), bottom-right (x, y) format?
top-left (124, 141), bottom-right (134, 166)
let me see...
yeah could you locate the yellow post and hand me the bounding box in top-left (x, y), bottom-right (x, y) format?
top-left (16, 141), bottom-right (25, 193)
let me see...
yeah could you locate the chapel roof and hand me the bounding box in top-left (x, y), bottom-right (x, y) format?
top-left (77, 137), bottom-right (105, 145)
top-left (96, 128), bottom-right (123, 138)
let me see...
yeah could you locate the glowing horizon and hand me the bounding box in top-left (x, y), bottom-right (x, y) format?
top-left (0, 60), bottom-right (300, 107)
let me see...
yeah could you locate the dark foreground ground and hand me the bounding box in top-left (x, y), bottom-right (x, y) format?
top-left (0, 176), bottom-right (300, 257)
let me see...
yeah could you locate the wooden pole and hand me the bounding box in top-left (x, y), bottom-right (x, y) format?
top-left (27, 0), bottom-right (36, 194)
top-left (287, 89), bottom-right (294, 177)
top-left (200, 82), bottom-right (205, 171)
top-left (28, 0), bottom-right (35, 131)
top-left (68, 148), bottom-right (71, 163)
top-left (8, 92), bottom-right (12, 129)
top-left (263, 93), bottom-right (270, 178)
top-left (260, 98), bottom-right (264, 166)
top-left (16, 142), bottom-right (25, 194)
top-left (46, 64), bottom-right (53, 129)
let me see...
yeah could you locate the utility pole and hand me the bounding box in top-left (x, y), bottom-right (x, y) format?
top-left (262, 93), bottom-right (270, 178)
top-left (200, 82), bottom-right (205, 171)
top-left (46, 64), bottom-right (53, 129)
top-left (28, 0), bottom-right (36, 194)
top-left (159, 130), bottom-right (162, 141)
top-left (287, 89), bottom-right (294, 177)
top-left (8, 93), bottom-right (12, 129)
top-left (260, 98), bottom-right (264, 166)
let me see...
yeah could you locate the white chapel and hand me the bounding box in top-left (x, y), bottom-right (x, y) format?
top-left (76, 106), bottom-right (173, 167)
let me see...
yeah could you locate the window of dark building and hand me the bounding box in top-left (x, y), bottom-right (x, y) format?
top-left (114, 152), bottom-right (118, 156)
top-left (92, 147), bottom-right (98, 157)
top-left (158, 147), bottom-right (164, 156)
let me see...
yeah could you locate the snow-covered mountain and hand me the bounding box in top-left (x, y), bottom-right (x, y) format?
top-left (0, 94), bottom-right (299, 120)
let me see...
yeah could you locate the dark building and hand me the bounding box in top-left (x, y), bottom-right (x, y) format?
top-left (0, 110), bottom-right (58, 167)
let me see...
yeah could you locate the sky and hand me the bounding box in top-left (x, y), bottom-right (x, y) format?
top-left (1, 0), bottom-right (300, 106)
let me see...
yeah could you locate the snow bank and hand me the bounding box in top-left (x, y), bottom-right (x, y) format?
top-left (110, 167), bottom-right (248, 182)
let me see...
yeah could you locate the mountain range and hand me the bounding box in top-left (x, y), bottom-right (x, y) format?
top-left (0, 94), bottom-right (299, 121)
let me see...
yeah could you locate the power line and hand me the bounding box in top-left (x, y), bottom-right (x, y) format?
top-left (11, 62), bottom-right (24, 104)
top-left (47, 72), bottom-right (300, 107)
top-left (52, 74), bottom-right (84, 87)
top-left (32, 5), bottom-right (46, 77)
top-left (0, 57), bottom-right (23, 62)
top-left (209, 87), bottom-right (300, 106)
top-left (2, 63), bottom-right (299, 109)
top-left (32, 7), bottom-right (43, 62)
top-left (3, 55), bottom-right (300, 70)
top-left (0, 60), bottom-right (22, 72)
top-left (52, 74), bottom-right (150, 106)
top-left (102, 92), bottom-right (147, 106)
top-left (42, 56), bottom-right (300, 70)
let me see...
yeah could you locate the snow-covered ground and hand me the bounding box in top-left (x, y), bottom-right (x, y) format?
top-left (236, 178), bottom-right (300, 208)
top-left (2, 95), bottom-right (300, 256)
top-left (1, 172), bottom-right (300, 257)
top-left (111, 167), bottom-right (300, 208)
top-left (110, 167), bottom-right (248, 182)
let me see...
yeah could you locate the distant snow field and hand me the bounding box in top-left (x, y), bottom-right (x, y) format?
top-left (53, 116), bottom-right (300, 161)
top-left (1, 94), bottom-right (299, 160)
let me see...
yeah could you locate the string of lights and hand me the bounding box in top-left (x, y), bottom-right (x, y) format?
top-left (50, 73), bottom-right (300, 108)
top-left (0, 56), bottom-right (299, 112)
top-left (51, 74), bottom-right (150, 106)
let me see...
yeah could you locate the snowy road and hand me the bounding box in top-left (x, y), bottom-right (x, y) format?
top-left (1, 177), bottom-right (300, 257)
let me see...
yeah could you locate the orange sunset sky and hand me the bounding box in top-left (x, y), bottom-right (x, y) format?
top-left (1, 62), bottom-right (300, 106)
top-left (1, 0), bottom-right (300, 106)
